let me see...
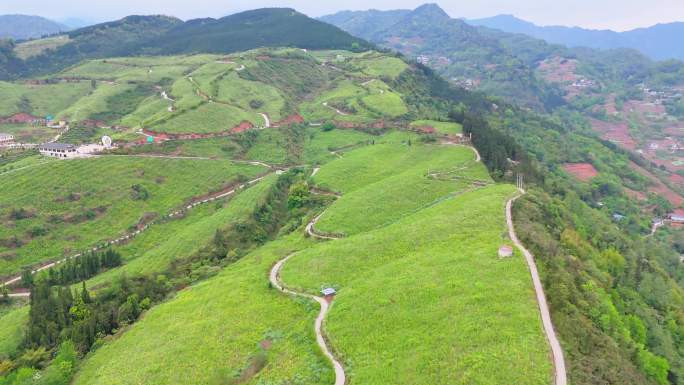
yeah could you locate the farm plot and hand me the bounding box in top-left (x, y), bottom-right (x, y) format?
top-left (312, 144), bottom-right (484, 235)
top-left (0, 156), bottom-right (264, 276)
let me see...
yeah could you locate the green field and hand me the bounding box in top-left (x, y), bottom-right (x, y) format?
top-left (0, 305), bottom-right (28, 358)
top-left (0, 156), bottom-right (264, 276)
top-left (313, 144), bottom-right (482, 235)
top-left (0, 81), bottom-right (93, 118)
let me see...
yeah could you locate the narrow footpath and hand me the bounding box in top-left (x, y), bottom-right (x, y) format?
top-left (305, 211), bottom-right (341, 240)
top-left (506, 194), bottom-right (567, 385)
top-left (1, 174), bottom-right (270, 294)
top-left (269, 254), bottom-right (346, 385)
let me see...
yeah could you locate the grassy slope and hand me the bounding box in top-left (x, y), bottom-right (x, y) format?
top-left (83, 174), bottom-right (277, 287)
top-left (313, 144), bottom-right (482, 235)
top-left (0, 306), bottom-right (28, 358)
top-left (0, 81), bottom-right (93, 117)
top-left (281, 183), bottom-right (552, 384)
top-left (0, 157), bottom-right (263, 276)
top-left (74, 234), bottom-right (332, 385)
top-left (72, 142), bottom-right (551, 385)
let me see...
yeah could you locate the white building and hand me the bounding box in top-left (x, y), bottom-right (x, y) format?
top-left (38, 143), bottom-right (78, 159)
top-left (0, 133), bottom-right (14, 145)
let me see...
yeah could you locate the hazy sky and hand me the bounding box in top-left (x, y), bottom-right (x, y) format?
top-left (2, 0), bottom-right (683, 31)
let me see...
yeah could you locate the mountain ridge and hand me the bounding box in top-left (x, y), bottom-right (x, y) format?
top-left (0, 14), bottom-right (70, 40)
top-left (467, 14), bottom-right (684, 61)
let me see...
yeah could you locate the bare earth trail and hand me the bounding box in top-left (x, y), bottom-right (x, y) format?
top-left (507, 194), bottom-right (567, 385)
top-left (269, 254), bottom-right (346, 385)
top-left (0, 174), bottom-right (271, 294)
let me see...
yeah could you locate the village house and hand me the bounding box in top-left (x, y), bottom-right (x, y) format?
top-left (498, 245), bottom-right (513, 258)
top-left (321, 287), bottom-right (336, 301)
top-left (0, 133), bottom-right (14, 145)
top-left (416, 55), bottom-right (430, 65)
top-left (47, 120), bottom-right (67, 129)
top-left (668, 209), bottom-right (684, 224)
top-left (38, 143), bottom-right (78, 159)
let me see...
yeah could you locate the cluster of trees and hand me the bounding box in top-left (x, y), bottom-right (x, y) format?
top-left (30, 249), bottom-right (123, 287)
top-left (514, 190), bottom-right (683, 385)
top-left (26, 275), bottom-right (169, 354)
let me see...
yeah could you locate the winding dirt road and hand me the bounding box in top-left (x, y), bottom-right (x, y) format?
top-left (305, 211), bottom-right (341, 240)
top-left (269, 254), bottom-right (345, 385)
top-left (259, 113), bottom-right (271, 128)
top-left (506, 194), bottom-right (567, 385)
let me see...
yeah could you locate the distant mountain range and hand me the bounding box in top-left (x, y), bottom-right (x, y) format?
top-left (0, 14), bottom-right (69, 40)
top-left (466, 14), bottom-right (684, 61)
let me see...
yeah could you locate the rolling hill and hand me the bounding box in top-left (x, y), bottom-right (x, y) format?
top-left (0, 8), bottom-right (371, 80)
top-left (0, 15), bottom-right (69, 41)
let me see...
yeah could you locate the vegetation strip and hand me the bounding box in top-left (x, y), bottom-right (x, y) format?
top-left (269, 253), bottom-right (346, 385)
top-left (507, 194), bottom-right (567, 385)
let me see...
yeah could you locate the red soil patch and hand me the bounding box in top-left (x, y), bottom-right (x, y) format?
top-left (229, 121), bottom-right (253, 134)
top-left (273, 114), bottom-right (304, 127)
top-left (629, 161), bottom-right (683, 206)
top-left (590, 118), bottom-right (636, 150)
top-left (603, 94), bottom-right (618, 116)
top-left (562, 163), bottom-right (598, 182)
top-left (669, 173), bottom-right (684, 187)
top-left (536, 57), bottom-right (579, 83)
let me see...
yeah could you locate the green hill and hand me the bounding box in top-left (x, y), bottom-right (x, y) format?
top-left (1, 9), bottom-right (370, 80)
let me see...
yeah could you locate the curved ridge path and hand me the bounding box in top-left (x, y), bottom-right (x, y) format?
top-left (507, 194), bottom-right (567, 385)
top-left (269, 254), bottom-right (346, 385)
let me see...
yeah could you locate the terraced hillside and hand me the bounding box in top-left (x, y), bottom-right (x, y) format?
top-left (0, 46), bottom-right (556, 385)
top-left (0, 156), bottom-right (265, 276)
top-left (71, 142), bottom-right (551, 385)
top-left (0, 49), bottom-right (428, 145)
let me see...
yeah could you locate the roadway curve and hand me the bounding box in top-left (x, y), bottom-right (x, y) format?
top-left (269, 254), bottom-right (345, 385)
top-left (506, 194), bottom-right (567, 385)
top-left (305, 211), bottom-right (341, 240)
top-left (259, 113), bottom-right (271, 128)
